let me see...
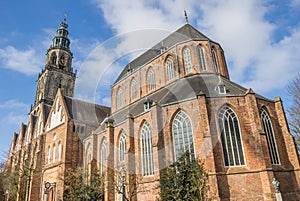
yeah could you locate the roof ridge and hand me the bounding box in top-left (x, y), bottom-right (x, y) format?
top-left (63, 95), bottom-right (111, 109)
top-left (114, 23), bottom-right (211, 83)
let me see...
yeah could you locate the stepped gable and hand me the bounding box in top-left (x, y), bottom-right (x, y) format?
top-left (63, 96), bottom-right (111, 126)
top-left (115, 24), bottom-right (211, 83)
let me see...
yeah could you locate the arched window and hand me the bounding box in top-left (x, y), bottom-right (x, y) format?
top-left (131, 79), bottom-right (137, 100)
top-left (47, 146), bottom-right (51, 164)
top-left (141, 122), bottom-right (154, 176)
top-left (218, 106), bottom-right (245, 166)
top-left (183, 48), bottom-right (192, 74)
top-left (198, 46), bottom-right (206, 71)
top-left (166, 57), bottom-right (175, 81)
top-left (52, 144), bottom-right (56, 162)
top-left (101, 139), bottom-right (107, 175)
top-left (261, 109), bottom-right (280, 164)
top-left (212, 49), bottom-right (219, 73)
top-left (117, 87), bottom-right (122, 109)
top-left (87, 144), bottom-right (92, 165)
top-left (119, 131), bottom-right (126, 161)
top-left (51, 53), bottom-right (57, 65)
top-left (147, 69), bottom-right (155, 91)
top-left (172, 110), bottom-right (195, 160)
top-left (58, 141), bottom-right (62, 161)
top-left (85, 143), bottom-right (92, 182)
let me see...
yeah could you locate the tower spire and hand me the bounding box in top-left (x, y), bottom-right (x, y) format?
top-left (184, 10), bottom-right (189, 24)
top-left (51, 15), bottom-right (70, 49)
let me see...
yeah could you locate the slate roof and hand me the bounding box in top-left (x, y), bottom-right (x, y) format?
top-left (102, 74), bottom-right (270, 130)
top-left (115, 24), bottom-right (211, 83)
top-left (43, 104), bottom-right (52, 121)
top-left (63, 96), bottom-right (111, 126)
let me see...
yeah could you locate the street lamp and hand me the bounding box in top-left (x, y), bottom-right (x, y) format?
top-left (5, 190), bottom-right (9, 201)
top-left (119, 167), bottom-right (126, 201)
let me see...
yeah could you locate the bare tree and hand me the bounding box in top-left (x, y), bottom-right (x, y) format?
top-left (287, 73), bottom-right (300, 151)
top-left (110, 168), bottom-right (151, 201)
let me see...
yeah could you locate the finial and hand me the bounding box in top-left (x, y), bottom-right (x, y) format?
top-left (64, 13), bottom-right (67, 22)
top-left (184, 10), bottom-right (189, 24)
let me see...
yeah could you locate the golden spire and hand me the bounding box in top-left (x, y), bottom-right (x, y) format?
top-left (184, 10), bottom-right (189, 24)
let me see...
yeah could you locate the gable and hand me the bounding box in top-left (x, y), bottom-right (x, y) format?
top-left (46, 95), bottom-right (67, 132)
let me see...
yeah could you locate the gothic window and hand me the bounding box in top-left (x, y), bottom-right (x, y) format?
top-left (119, 131), bottom-right (126, 162)
top-left (212, 49), bottom-right (219, 73)
top-left (172, 110), bottom-right (195, 160)
top-left (47, 146), bottom-right (51, 164)
top-left (183, 48), bottom-right (192, 74)
top-left (260, 109), bottom-right (280, 164)
top-left (117, 87), bottom-right (122, 109)
top-left (131, 79), bottom-right (137, 100)
top-left (198, 45), bottom-right (206, 71)
top-left (101, 139), bottom-right (107, 175)
top-left (218, 106), bottom-right (245, 167)
top-left (147, 69), bottom-right (155, 91)
top-left (52, 144), bottom-right (56, 162)
top-left (141, 122), bottom-right (154, 176)
top-left (51, 53), bottom-right (57, 65)
top-left (166, 56), bottom-right (175, 81)
top-left (86, 143), bottom-right (92, 178)
top-left (58, 141), bottom-right (62, 161)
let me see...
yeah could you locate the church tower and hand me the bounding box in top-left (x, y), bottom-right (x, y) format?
top-left (33, 16), bottom-right (76, 107)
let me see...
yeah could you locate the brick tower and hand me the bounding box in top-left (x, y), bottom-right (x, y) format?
top-left (33, 15), bottom-right (76, 109)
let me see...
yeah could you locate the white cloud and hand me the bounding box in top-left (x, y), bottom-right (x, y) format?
top-left (0, 99), bottom-right (29, 156)
top-left (291, 0), bottom-right (300, 7)
top-left (0, 99), bottom-right (28, 109)
top-left (74, 0), bottom-right (300, 102)
top-left (0, 46), bottom-right (43, 75)
top-left (197, 0), bottom-right (300, 94)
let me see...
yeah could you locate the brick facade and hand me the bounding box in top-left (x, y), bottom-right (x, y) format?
top-left (5, 20), bottom-right (300, 201)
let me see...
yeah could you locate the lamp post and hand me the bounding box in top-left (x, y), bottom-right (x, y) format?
top-left (119, 167), bottom-right (126, 201)
top-left (272, 178), bottom-right (282, 201)
top-left (5, 190), bottom-right (9, 201)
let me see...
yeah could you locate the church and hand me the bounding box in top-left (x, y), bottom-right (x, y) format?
top-left (5, 14), bottom-right (300, 201)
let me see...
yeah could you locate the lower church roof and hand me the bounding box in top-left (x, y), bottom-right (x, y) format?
top-left (63, 96), bottom-right (111, 126)
top-left (96, 74), bottom-right (270, 132)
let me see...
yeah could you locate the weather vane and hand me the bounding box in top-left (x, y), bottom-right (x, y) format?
top-left (64, 13), bottom-right (67, 22)
top-left (184, 10), bottom-right (189, 24)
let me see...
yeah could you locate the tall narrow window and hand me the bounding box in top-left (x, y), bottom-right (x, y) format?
top-left (47, 146), bottom-right (51, 164)
top-left (52, 144), bottom-right (56, 162)
top-left (86, 144), bottom-right (92, 180)
top-left (147, 69), bottom-right (155, 91)
top-left (141, 122), bottom-right (154, 176)
top-left (218, 106), bottom-right (245, 166)
top-left (183, 48), bottom-right (192, 74)
top-left (117, 87), bottom-right (122, 109)
top-left (87, 144), bottom-right (92, 165)
top-left (51, 53), bottom-right (57, 65)
top-left (101, 139), bottom-right (107, 175)
top-left (212, 49), bottom-right (219, 73)
top-left (119, 131), bottom-right (126, 162)
top-left (172, 110), bottom-right (195, 160)
top-left (131, 79), bottom-right (137, 100)
top-left (198, 46), bottom-right (206, 71)
top-left (166, 57), bottom-right (175, 81)
top-left (58, 141), bottom-right (62, 161)
top-left (261, 109), bottom-right (280, 164)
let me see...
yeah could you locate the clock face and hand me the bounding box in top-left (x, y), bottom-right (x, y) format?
top-left (59, 59), bottom-right (65, 66)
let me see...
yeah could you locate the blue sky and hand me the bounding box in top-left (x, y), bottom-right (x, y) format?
top-left (0, 0), bottom-right (299, 160)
